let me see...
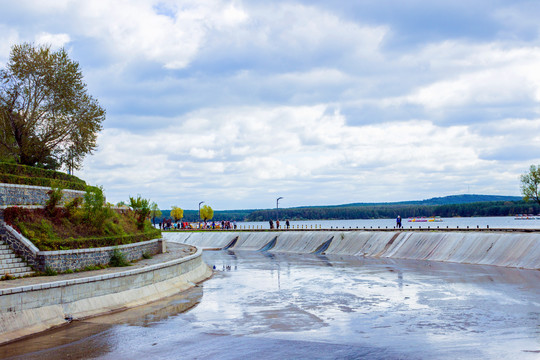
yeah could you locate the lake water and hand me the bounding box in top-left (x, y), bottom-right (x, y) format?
top-left (236, 216), bottom-right (540, 230)
top-left (2, 250), bottom-right (539, 359)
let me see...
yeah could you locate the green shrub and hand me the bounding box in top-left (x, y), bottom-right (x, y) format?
top-left (64, 269), bottom-right (74, 274)
top-left (0, 173), bottom-right (86, 190)
top-left (104, 220), bottom-right (124, 236)
top-left (44, 267), bottom-right (58, 276)
top-left (39, 219), bottom-right (58, 241)
top-left (83, 185), bottom-right (111, 229)
top-left (65, 197), bottom-right (83, 217)
top-left (142, 252), bottom-right (152, 259)
top-left (0, 162), bottom-right (86, 184)
top-left (129, 195), bottom-right (151, 230)
top-left (83, 264), bottom-right (107, 271)
top-left (109, 248), bottom-right (130, 267)
top-left (45, 187), bottom-right (63, 216)
top-left (24, 230), bottom-right (160, 251)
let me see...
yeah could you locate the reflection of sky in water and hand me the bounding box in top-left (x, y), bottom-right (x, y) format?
top-left (2, 251), bottom-right (539, 360)
top-left (195, 251), bottom-right (540, 359)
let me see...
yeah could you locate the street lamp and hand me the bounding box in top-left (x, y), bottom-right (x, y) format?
top-left (198, 201), bottom-right (204, 224)
top-left (276, 197), bottom-right (283, 222)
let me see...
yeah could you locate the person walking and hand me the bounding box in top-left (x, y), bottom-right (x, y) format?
top-left (286, 219), bottom-right (290, 229)
top-left (269, 219), bottom-right (274, 229)
top-left (396, 215), bottom-right (402, 229)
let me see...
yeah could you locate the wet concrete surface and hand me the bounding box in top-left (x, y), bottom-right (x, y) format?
top-left (1, 250), bottom-right (539, 359)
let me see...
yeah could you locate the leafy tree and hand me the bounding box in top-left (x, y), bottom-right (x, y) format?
top-left (0, 43), bottom-right (105, 170)
top-left (521, 165), bottom-right (540, 206)
top-left (129, 195), bottom-right (151, 230)
top-left (150, 202), bottom-right (162, 225)
top-left (170, 206), bottom-right (183, 223)
top-left (200, 204), bottom-right (214, 221)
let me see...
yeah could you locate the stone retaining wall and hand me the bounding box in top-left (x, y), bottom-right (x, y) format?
top-left (0, 183), bottom-right (85, 206)
top-left (38, 239), bottom-right (166, 272)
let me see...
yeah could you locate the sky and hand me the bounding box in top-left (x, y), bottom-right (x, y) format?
top-left (1, 0), bottom-right (540, 210)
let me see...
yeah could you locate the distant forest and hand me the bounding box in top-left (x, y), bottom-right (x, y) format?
top-left (155, 195), bottom-right (538, 222)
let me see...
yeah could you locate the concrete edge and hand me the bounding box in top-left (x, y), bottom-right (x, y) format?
top-left (0, 246), bottom-right (212, 345)
top-left (0, 247), bottom-right (202, 296)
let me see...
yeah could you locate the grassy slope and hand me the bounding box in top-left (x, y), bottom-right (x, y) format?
top-left (4, 207), bottom-right (160, 251)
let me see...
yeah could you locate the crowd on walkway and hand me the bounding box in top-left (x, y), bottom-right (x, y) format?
top-left (157, 219), bottom-right (238, 230)
top-left (268, 219), bottom-right (290, 229)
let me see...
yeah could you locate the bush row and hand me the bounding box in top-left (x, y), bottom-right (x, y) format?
top-left (38, 230), bottom-right (163, 251)
top-left (0, 173), bottom-right (86, 191)
top-left (0, 162), bottom-right (86, 184)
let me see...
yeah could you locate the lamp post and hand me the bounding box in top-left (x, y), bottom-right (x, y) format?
top-left (276, 197), bottom-right (283, 223)
top-left (198, 201), bottom-right (204, 225)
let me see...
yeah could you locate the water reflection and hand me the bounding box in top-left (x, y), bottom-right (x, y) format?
top-left (1, 251), bottom-right (539, 360)
top-left (0, 287), bottom-right (203, 360)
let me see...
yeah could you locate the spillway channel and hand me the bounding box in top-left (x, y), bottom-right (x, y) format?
top-left (1, 241), bottom-right (538, 360)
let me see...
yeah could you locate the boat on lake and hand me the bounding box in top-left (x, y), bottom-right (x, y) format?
top-left (514, 214), bottom-right (539, 220)
top-left (408, 216), bottom-right (443, 222)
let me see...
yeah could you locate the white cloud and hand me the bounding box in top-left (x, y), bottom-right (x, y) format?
top-left (81, 104), bottom-right (527, 208)
top-left (3, 1), bottom-right (538, 209)
top-left (35, 32), bottom-right (71, 49)
top-left (396, 43), bottom-right (540, 111)
top-left (0, 25), bottom-right (19, 63)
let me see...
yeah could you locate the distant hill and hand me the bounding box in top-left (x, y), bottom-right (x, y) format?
top-left (328, 194), bottom-right (523, 208)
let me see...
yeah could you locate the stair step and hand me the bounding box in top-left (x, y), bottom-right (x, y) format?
top-left (0, 258), bottom-right (23, 265)
top-left (2, 271), bottom-right (34, 279)
top-left (0, 262), bottom-right (26, 270)
top-left (0, 234), bottom-right (34, 278)
top-left (1, 266), bottom-right (33, 274)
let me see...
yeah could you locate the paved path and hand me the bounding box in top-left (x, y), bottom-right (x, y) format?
top-left (0, 242), bottom-right (196, 290)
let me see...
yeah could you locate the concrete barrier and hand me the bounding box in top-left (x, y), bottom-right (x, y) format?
top-left (0, 246), bottom-right (212, 345)
top-left (164, 231), bottom-right (540, 269)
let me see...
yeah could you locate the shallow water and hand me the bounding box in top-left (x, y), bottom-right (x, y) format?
top-left (1, 251), bottom-right (539, 359)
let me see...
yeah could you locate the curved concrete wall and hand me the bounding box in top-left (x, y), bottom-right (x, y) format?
top-left (0, 247), bottom-right (212, 345)
top-left (164, 231), bottom-right (540, 269)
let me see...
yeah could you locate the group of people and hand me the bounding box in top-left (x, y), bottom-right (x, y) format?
top-left (158, 220), bottom-right (191, 230)
top-left (157, 219), bottom-right (239, 230)
top-left (269, 219), bottom-right (290, 229)
top-left (209, 220), bottom-right (237, 229)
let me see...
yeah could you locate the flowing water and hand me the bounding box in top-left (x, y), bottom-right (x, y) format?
top-left (1, 249), bottom-right (539, 359)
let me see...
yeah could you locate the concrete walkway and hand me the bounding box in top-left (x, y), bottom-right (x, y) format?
top-left (0, 242), bottom-right (196, 290)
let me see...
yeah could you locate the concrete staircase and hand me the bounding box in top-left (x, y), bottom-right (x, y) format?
top-left (0, 238), bottom-right (34, 278)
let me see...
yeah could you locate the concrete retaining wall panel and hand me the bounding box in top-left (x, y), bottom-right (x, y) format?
top-left (271, 232), bottom-right (330, 253)
top-left (0, 247), bottom-right (212, 345)
top-left (164, 231), bottom-right (540, 269)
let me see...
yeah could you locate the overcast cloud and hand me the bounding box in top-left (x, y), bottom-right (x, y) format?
top-left (2, 0), bottom-right (539, 210)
